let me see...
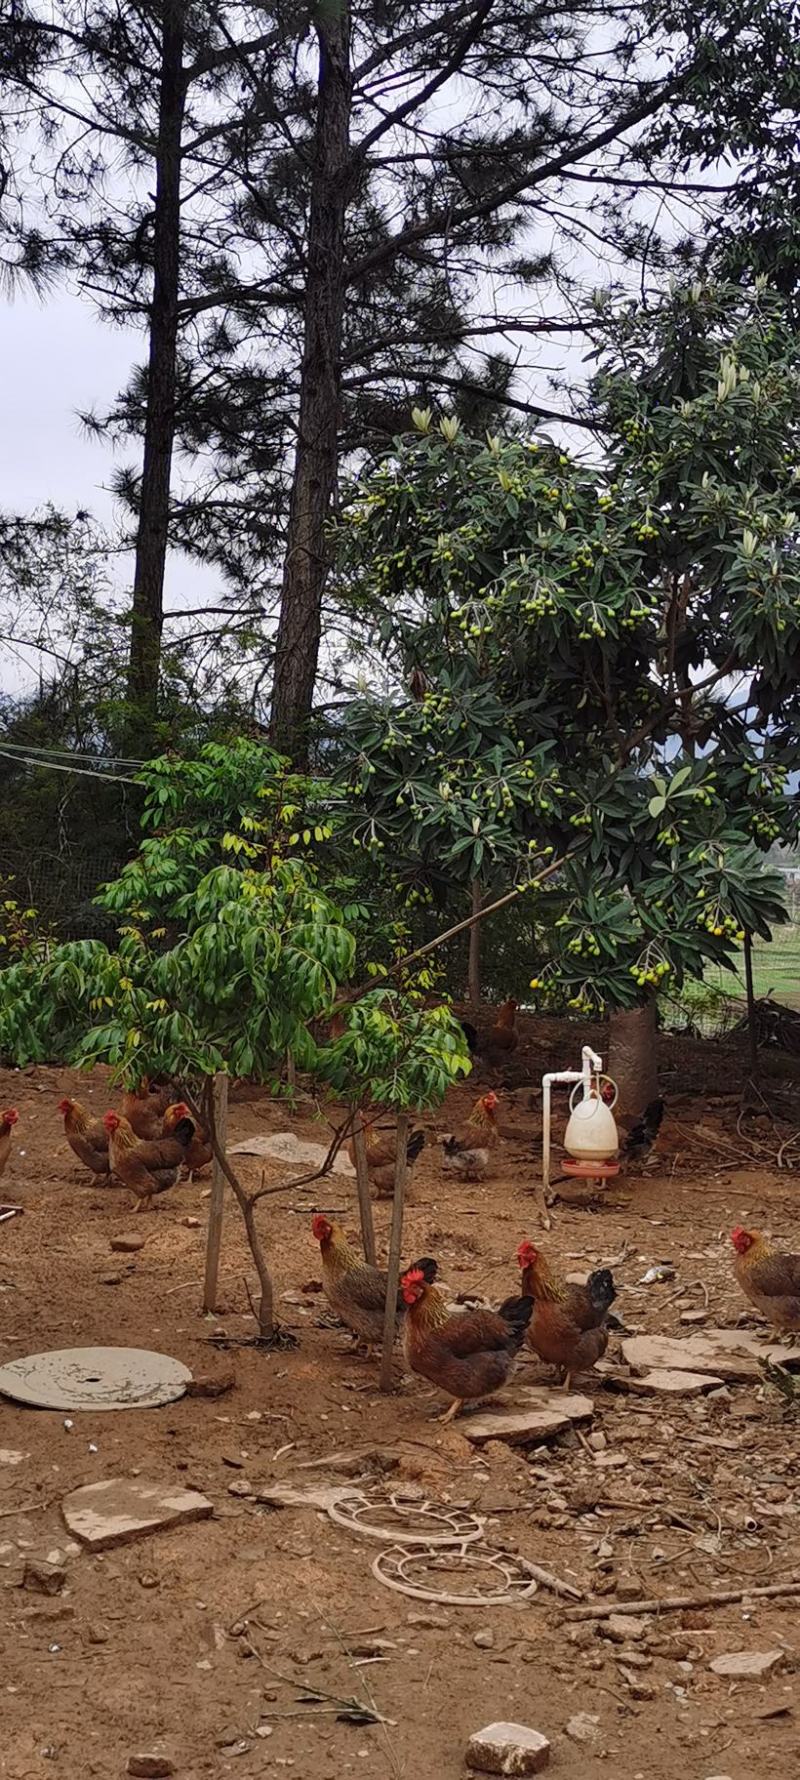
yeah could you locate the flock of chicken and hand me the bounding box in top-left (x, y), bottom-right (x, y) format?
top-left (0, 1083), bottom-right (216, 1212)
top-left (1, 991), bottom-right (799, 1427)
top-left (311, 1209), bottom-right (800, 1424)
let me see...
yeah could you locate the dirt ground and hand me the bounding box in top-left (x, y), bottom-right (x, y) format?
top-left (1, 1024), bottom-right (799, 1780)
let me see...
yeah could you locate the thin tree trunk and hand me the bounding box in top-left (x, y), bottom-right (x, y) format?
top-left (467, 879), bottom-right (482, 1006)
top-left (380, 1109), bottom-right (409, 1393)
top-left (270, 2), bottom-right (352, 767)
top-left (202, 1072), bottom-right (228, 1313)
top-left (125, 0), bottom-right (186, 755)
top-left (608, 999), bottom-right (659, 1121)
top-left (743, 930), bottom-right (759, 1079)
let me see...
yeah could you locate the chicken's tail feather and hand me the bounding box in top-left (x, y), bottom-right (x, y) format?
top-left (496, 1292), bottom-right (534, 1350)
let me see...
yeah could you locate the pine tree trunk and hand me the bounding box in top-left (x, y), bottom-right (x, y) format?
top-left (125, 0), bottom-right (186, 755)
top-left (608, 999), bottom-right (658, 1120)
top-left (270, 3), bottom-right (352, 767)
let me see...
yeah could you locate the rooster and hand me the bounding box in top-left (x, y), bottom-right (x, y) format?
top-left (162, 1101), bottom-right (213, 1179)
top-left (59, 1097), bottom-right (111, 1179)
top-left (369, 1129), bottom-right (426, 1199)
top-left (439, 1091), bottom-right (500, 1180)
top-left (401, 1262), bottom-right (533, 1423)
top-left (517, 1240), bottom-right (612, 1389)
top-left (103, 1110), bottom-right (195, 1212)
top-left (0, 1109), bottom-right (19, 1181)
top-left (731, 1227), bottom-right (800, 1338)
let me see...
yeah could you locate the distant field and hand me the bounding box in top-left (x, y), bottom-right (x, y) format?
top-left (708, 922), bottom-right (800, 1008)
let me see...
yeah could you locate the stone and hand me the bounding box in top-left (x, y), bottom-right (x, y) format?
top-left (185, 1368), bottom-right (235, 1399)
top-left (228, 1479), bottom-right (255, 1498)
top-left (228, 1130), bottom-right (355, 1177)
top-left (618, 1667), bottom-right (655, 1700)
top-left (407, 1611), bottom-right (451, 1630)
top-left (473, 1628), bottom-right (495, 1649)
top-left (110, 1235), bottom-right (147, 1253)
top-left (680, 1309), bottom-right (708, 1325)
top-left (181, 1217), bottom-right (201, 1228)
top-left (462, 1389), bottom-right (593, 1446)
top-left (626, 1368), bottom-right (724, 1396)
top-left (623, 1330), bottom-right (800, 1383)
top-left (127, 1757), bottom-right (175, 1778)
top-left (23, 1555), bottom-right (66, 1595)
top-left (602, 1614), bottom-right (648, 1642)
top-left (709, 1649), bottom-right (784, 1679)
top-left (565, 1714), bottom-right (600, 1745)
top-left (100, 1273), bottom-right (123, 1286)
top-left (62, 1477), bottom-right (213, 1550)
top-left (466, 1723), bottom-right (550, 1775)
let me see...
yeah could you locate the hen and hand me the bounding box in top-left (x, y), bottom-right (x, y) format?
top-left (517, 1241), bottom-right (616, 1331)
top-left (346, 1114), bottom-right (424, 1174)
top-left (121, 1077), bottom-right (176, 1142)
top-left (104, 1110), bottom-right (195, 1211)
top-left (312, 1214), bottom-right (430, 1349)
top-left (485, 998), bottom-right (518, 1062)
top-left (439, 1091), bottom-right (500, 1180)
top-left (369, 1129), bottom-right (426, 1200)
top-left (401, 1263), bottom-right (533, 1422)
top-left (59, 1097), bottom-right (111, 1179)
top-left (518, 1240), bottom-right (612, 1388)
top-left (162, 1101), bottom-right (213, 1178)
top-left (731, 1227), bottom-right (800, 1337)
top-left (620, 1096), bottom-right (664, 1169)
top-left (0, 1108), bottom-right (19, 1181)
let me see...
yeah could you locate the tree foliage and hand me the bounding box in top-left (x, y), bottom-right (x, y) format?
top-left (337, 280), bottom-right (798, 1012)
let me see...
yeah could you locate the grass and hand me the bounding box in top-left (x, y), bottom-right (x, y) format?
top-left (708, 922), bottom-right (800, 1009)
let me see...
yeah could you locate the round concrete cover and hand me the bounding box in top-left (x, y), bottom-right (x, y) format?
top-left (0, 1346), bottom-right (191, 1410)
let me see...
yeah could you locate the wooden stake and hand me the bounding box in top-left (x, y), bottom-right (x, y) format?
top-left (379, 1109), bottom-right (409, 1393)
top-left (352, 1117), bottom-right (376, 1265)
top-left (203, 1072), bottom-right (228, 1314)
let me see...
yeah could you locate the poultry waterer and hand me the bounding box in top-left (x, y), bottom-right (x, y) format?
top-left (541, 1045), bottom-right (620, 1192)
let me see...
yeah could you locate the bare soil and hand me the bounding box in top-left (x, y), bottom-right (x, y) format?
top-left (1, 1025), bottom-right (799, 1780)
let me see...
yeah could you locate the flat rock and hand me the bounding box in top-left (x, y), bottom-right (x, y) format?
top-left (680, 1309), bottom-right (708, 1326)
top-left (709, 1649), bottom-right (784, 1679)
top-left (62, 1477), bottom-right (213, 1550)
top-left (565, 1713), bottom-right (600, 1745)
top-left (127, 1756), bottom-right (175, 1778)
top-left (228, 1131), bottom-right (355, 1177)
top-left (462, 1388), bottom-right (593, 1447)
top-left (467, 1722), bottom-right (550, 1775)
top-left (603, 1614), bottom-right (648, 1642)
top-left (622, 1330), bottom-right (800, 1383)
top-left (110, 1234), bottom-right (147, 1253)
top-left (626, 1368), bottom-right (724, 1396)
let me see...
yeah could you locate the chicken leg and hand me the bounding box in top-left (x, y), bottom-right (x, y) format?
top-left (438, 1397), bottom-right (464, 1425)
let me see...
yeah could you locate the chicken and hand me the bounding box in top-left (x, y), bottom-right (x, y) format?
top-left (311, 1215), bottom-right (434, 1349)
top-left (0, 1109), bottom-right (19, 1180)
top-left (59, 1097), bottom-right (111, 1179)
top-left (620, 1096), bottom-right (664, 1169)
top-left (401, 1263), bottom-right (533, 1423)
top-left (518, 1240), bottom-right (612, 1388)
top-left (120, 1077), bottom-right (176, 1142)
top-left (369, 1129), bottom-right (426, 1200)
top-left (103, 1110), bottom-right (195, 1211)
top-left (731, 1227), bottom-right (800, 1337)
top-left (517, 1241), bottom-right (616, 1332)
top-left (162, 1101), bottom-right (213, 1178)
top-left (439, 1091), bottom-right (500, 1180)
top-left (485, 997), bottom-right (518, 1061)
top-left (346, 1114), bottom-right (424, 1173)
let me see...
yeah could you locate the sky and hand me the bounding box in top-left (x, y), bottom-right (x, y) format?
top-left (1, 284), bottom-right (220, 694)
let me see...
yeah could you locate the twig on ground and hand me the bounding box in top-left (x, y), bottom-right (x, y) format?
top-left (567, 1576), bottom-right (800, 1621)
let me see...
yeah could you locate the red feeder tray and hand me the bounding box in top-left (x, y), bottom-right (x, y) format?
top-left (562, 1159), bottom-right (620, 1179)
